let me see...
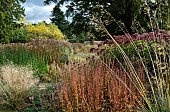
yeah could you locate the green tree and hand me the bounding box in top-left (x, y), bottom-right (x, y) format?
top-left (45, 0), bottom-right (169, 41)
top-left (155, 0), bottom-right (169, 30)
top-left (137, 0), bottom-right (170, 32)
top-left (44, 2), bottom-right (71, 38)
top-left (0, 0), bottom-right (25, 43)
top-left (44, 0), bottom-right (142, 40)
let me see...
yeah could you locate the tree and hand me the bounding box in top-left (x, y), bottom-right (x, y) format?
top-left (0, 0), bottom-right (25, 43)
top-left (44, 0), bottom-right (169, 41)
top-left (137, 0), bottom-right (170, 32)
top-left (44, 0), bottom-right (142, 39)
top-left (50, 6), bottom-right (71, 36)
top-left (154, 0), bottom-right (169, 30)
top-left (44, 1), bottom-right (71, 38)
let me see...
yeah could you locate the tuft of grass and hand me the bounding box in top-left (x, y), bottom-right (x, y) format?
top-left (0, 62), bottom-right (39, 111)
top-left (53, 59), bottom-right (145, 111)
top-left (0, 39), bottom-right (73, 80)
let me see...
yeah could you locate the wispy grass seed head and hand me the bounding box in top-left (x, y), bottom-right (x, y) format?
top-left (0, 62), bottom-right (38, 92)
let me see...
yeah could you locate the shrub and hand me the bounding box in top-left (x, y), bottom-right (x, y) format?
top-left (10, 28), bottom-right (31, 43)
top-left (26, 22), bottom-right (65, 40)
top-left (0, 62), bottom-right (39, 110)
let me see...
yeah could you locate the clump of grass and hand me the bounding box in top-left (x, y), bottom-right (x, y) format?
top-left (0, 39), bottom-right (73, 81)
top-left (0, 62), bottom-right (39, 110)
top-left (54, 59), bottom-right (146, 111)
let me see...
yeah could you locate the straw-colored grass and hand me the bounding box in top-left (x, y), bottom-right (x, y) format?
top-left (0, 62), bottom-right (39, 110)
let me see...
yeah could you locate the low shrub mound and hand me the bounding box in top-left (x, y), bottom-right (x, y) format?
top-left (10, 28), bottom-right (31, 43)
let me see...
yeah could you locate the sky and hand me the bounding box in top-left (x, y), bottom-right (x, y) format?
top-left (21, 0), bottom-right (66, 24)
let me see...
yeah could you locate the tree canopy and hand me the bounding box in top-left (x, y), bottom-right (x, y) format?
top-left (44, 0), bottom-right (169, 41)
top-left (0, 0), bottom-right (25, 43)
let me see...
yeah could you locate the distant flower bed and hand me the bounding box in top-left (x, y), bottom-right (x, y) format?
top-left (90, 30), bottom-right (170, 55)
top-left (101, 30), bottom-right (169, 47)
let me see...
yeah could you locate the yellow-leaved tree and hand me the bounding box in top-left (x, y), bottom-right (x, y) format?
top-left (26, 22), bottom-right (65, 40)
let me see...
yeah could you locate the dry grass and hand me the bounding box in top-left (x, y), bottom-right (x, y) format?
top-left (0, 62), bottom-right (39, 110)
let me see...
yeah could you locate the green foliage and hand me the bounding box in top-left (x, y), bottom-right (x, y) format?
top-left (136, 0), bottom-right (170, 32)
top-left (26, 22), bottom-right (65, 40)
top-left (45, 0), bottom-right (169, 41)
top-left (0, 45), bottom-right (49, 78)
top-left (68, 33), bottom-right (88, 43)
top-left (59, 46), bottom-right (73, 63)
top-left (50, 5), bottom-right (71, 37)
top-left (10, 28), bottom-right (31, 43)
top-left (23, 84), bottom-right (62, 112)
top-left (103, 40), bottom-right (154, 62)
top-left (0, 42), bottom-right (73, 79)
top-left (44, 0), bottom-right (142, 38)
top-left (0, 0), bottom-right (25, 43)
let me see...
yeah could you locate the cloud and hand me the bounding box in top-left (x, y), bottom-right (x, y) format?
top-left (25, 0), bottom-right (45, 6)
top-left (22, 0), bottom-right (55, 23)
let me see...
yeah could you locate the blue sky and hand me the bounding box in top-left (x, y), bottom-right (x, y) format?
top-left (21, 0), bottom-right (63, 23)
